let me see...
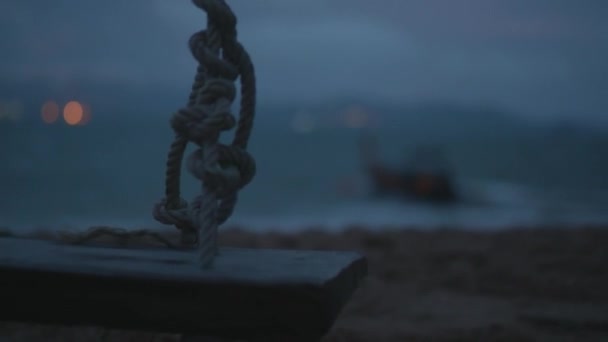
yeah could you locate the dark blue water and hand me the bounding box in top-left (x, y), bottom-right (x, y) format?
top-left (1, 97), bottom-right (607, 233)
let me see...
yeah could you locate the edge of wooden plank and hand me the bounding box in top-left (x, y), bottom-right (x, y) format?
top-left (0, 237), bottom-right (368, 339)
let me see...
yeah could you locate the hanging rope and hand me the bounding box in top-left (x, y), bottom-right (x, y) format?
top-left (153, 0), bottom-right (256, 268)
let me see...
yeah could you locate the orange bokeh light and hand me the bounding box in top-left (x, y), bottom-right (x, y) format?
top-left (41, 101), bottom-right (60, 124)
top-left (63, 101), bottom-right (84, 125)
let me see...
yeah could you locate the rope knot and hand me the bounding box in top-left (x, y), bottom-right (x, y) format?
top-left (170, 105), bottom-right (236, 144)
top-left (153, 197), bottom-right (192, 230)
top-left (200, 78), bottom-right (237, 103)
top-left (186, 144), bottom-right (255, 198)
top-left (216, 144), bottom-right (256, 190)
top-left (189, 32), bottom-right (239, 80)
top-left (154, 0), bottom-right (257, 268)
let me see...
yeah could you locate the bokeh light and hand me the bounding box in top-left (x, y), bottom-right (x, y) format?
top-left (41, 101), bottom-right (60, 124)
top-left (63, 101), bottom-right (84, 126)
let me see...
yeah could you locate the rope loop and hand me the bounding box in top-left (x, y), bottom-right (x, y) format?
top-left (186, 144), bottom-right (256, 197)
top-left (152, 197), bottom-right (196, 234)
top-left (192, 0), bottom-right (237, 36)
top-left (153, 0), bottom-right (257, 267)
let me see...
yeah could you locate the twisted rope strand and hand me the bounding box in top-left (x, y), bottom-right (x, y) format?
top-left (152, 0), bottom-right (256, 269)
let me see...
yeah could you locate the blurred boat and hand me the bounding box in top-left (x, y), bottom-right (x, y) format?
top-left (359, 134), bottom-right (458, 204)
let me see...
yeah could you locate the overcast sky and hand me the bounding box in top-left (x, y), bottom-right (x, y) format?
top-left (1, 0), bottom-right (606, 123)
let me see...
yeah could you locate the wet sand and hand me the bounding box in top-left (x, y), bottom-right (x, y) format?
top-left (1, 225), bottom-right (607, 341)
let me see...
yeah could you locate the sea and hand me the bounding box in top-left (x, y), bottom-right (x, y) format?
top-left (1, 82), bottom-right (608, 234)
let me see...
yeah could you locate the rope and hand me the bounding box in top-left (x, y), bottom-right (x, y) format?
top-left (61, 227), bottom-right (180, 249)
top-left (153, 0), bottom-right (256, 269)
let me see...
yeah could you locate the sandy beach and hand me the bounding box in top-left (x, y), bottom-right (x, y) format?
top-left (1, 225), bottom-right (607, 341)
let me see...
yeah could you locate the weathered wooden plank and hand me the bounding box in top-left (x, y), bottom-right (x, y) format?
top-left (0, 237), bottom-right (367, 341)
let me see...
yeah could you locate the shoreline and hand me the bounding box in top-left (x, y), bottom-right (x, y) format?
top-left (1, 225), bottom-right (608, 341)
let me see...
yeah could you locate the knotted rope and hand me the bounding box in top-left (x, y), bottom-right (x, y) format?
top-left (153, 0), bottom-right (256, 268)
